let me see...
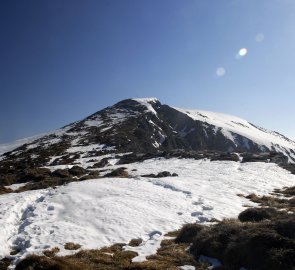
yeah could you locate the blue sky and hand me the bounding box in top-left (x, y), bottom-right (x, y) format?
top-left (0, 0), bottom-right (294, 143)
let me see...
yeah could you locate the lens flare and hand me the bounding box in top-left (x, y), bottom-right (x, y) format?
top-left (216, 67), bottom-right (226, 77)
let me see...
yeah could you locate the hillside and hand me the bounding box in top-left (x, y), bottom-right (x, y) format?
top-left (0, 98), bottom-right (294, 190)
top-left (0, 98), bottom-right (295, 269)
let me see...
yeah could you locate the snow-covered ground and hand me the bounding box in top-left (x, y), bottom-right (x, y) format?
top-left (0, 158), bottom-right (294, 268)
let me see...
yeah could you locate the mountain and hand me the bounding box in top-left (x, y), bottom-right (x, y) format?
top-left (0, 97), bottom-right (294, 189)
top-left (1, 98), bottom-right (295, 269)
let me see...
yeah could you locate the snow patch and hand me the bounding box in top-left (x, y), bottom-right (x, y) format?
top-left (133, 98), bottom-right (158, 115)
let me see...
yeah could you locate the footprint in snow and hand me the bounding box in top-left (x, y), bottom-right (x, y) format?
top-left (36, 196), bottom-right (45, 203)
top-left (202, 205), bottom-right (213, 211)
top-left (192, 199), bottom-right (203, 206)
top-left (198, 216), bottom-right (209, 223)
top-left (47, 206), bottom-right (55, 211)
top-left (149, 230), bottom-right (162, 239)
top-left (191, 211), bottom-right (203, 217)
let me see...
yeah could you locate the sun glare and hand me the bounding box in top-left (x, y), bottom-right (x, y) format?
top-left (239, 48), bottom-right (248, 56)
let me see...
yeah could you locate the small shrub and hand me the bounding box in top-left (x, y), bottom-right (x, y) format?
top-left (175, 224), bottom-right (204, 243)
top-left (43, 247), bottom-right (60, 257)
top-left (128, 238), bottom-right (142, 247)
top-left (0, 258), bottom-right (12, 270)
top-left (21, 168), bottom-right (51, 182)
top-left (69, 166), bottom-right (87, 176)
top-left (104, 168), bottom-right (129, 178)
top-left (51, 169), bottom-right (71, 178)
top-left (91, 158), bottom-right (109, 168)
top-left (190, 216), bottom-right (295, 270)
top-left (238, 207), bottom-right (277, 222)
top-left (64, 242), bottom-right (81, 250)
top-left (275, 215), bottom-right (295, 238)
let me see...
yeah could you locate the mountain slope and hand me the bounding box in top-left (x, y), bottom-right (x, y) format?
top-left (0, 97), bottom-right (294, 189)
top-left (173, 106), bottom-right (295, 161)
top-left (1, 98), bottom-right (295, 269)
top-left (2, 98), bottom-right (295, 158)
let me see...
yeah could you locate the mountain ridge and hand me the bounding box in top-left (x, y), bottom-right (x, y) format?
top-left (0, 97), bottom-right (295, 191)
top-left (1, 97), bottom-right (295, 162)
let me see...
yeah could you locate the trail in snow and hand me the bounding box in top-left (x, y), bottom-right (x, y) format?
top-left (0, 189), bottom-right (48, 259)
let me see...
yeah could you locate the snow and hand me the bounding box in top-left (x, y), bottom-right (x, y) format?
top-left (0, 134), bottom-right (45, 156)
top-left (83, 117), bottom-right (104, 127)
top-left (4, 183), bottom-right (29, 191)
top-left (199, 255), bottom-right (222, 269)
top-left (66, 144), bottom-right (112, 154)
top-left (179, 266), bottom-right (195, 270)
top-left (133, 98), bottom-right (158, 115)
top-left (174, 107), bottom-right (295, 161)
top-left (0, 158), bottom-right (294, 268)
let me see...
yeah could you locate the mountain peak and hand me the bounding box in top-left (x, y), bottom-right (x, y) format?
top-left (132, 97), bottom-right (159, 103)
top-left (1, 97), bottom-right (295, 168)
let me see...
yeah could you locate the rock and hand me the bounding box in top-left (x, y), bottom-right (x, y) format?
top-left (20, 168), bottom-right (51, 182)
top-left (51, 169), bottom-right (71, 178)
top-left (91, 158), bottom-right (109, 168)
top-left (141, 171), bottom-right (178, 178)
top-left (0, 186), bottom-right (13, 195)
top-left (69, 166), bottom-right (87, 176)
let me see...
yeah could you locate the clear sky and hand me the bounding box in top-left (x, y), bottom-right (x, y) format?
top-left (1, 0), bottom-right (294, 143)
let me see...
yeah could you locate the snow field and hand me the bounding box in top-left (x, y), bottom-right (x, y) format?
top-left (0, 158), bottom-right (294, 268)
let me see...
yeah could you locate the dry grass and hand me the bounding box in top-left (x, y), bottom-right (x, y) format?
top-left (190, 216), bottom-right (295, 270)
top-left (175, 223), bottom-right (203, 243)
top-left (16, 244), bottom-right (137, 270)
top-left (128, 239), bottom-right (208, 270)
top-left (0, 258), bottom-right (12, 270)
top-left (0, 187), bottom-right (12, 195)
top-left (104, 167), bottom-right (129, 178)
top-left (245, 192), bottom-right (295, 212)
top-left (128, 238), bottom-right (142, 247)
top-left (64, 242), bottom-right (81, 250)
top-left (15, 238), bottom-right (208, 270)
top-left (43, 247), bottom-right (60, 257)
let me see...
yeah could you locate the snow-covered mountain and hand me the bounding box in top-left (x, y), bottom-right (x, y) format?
top-left (1, 98), bottom-right (295, 269)
top-left (1, 97), bottom-right (294, 165)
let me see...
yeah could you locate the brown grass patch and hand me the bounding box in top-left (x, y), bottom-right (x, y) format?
top-left (190, 216), bottom-right (295, 270)
top-left (64, 242), bottom-right (81, 250)
top-left (175, 223), bottom-right (203, 243)
top-left (15, 238), bottom-right (208, 270)
top-left (128, 238), bottom-right (142, 247)
top-left (104, 167), bottom-right (129, 178)
top-left (245, 192), bottom-right (295, 211)
top-left (43, 247), bottom-right (60, 257)
top-left (0, 258), bottom-right (12, 270)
